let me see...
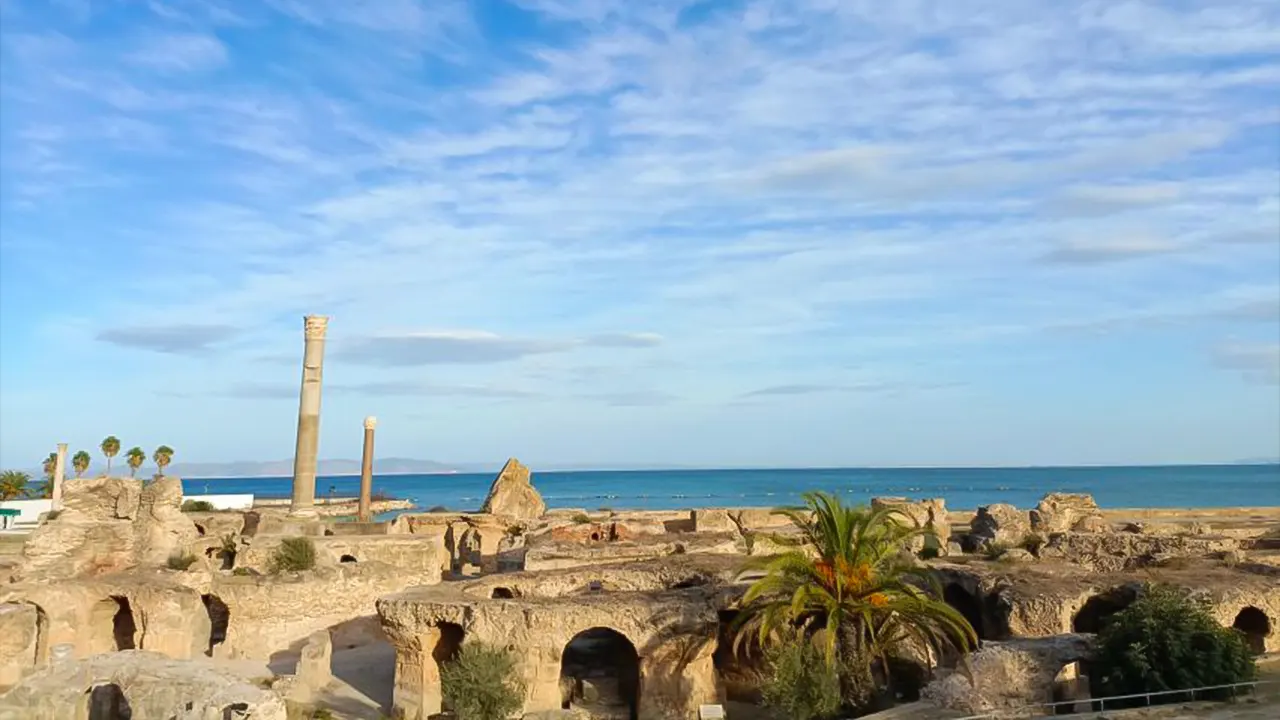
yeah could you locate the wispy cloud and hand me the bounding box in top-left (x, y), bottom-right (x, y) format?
top-left (97, 324), bottom-right (239, 354)
top-left (1041, 235), bottom-right (1182, 265)
top-left (125, 32), bottom-right (227, 72)
top-left (1214, 342), bottom-right (1280, 385)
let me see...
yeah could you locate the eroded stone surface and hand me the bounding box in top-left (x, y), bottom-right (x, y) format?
top-left (16, 477), bottom-right (198, 581)
top-left (970, 503), bottom-right (1030, 548)
top-left (0, 650), bottom-right (286, 720)
top-left (1031, 493), bottom-right (1105, 534)
top-left (922, 634), bottom-right (1094, 713)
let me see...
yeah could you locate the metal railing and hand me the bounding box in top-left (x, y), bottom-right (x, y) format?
top-left (952, 680), bottom-right (1277, 719)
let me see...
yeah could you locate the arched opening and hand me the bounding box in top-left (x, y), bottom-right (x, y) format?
top-left (491, 587), bottom-right (517, 599)
top-left (86, 683), bottom-right (132, 720)
top-left (194, 523), bottom-right (206, 537)
top-left (222, 703), bottom-right (250, 720)
top-left (339, 554), bottom-right (357, 563)
top-left (433, 622), bottom-right (464, 712)
top-left (1072, 588), bottom-right (1137, 634)
top-left (560, 627), bottom-right (640, 720)
top-left (1051, 661), bottom-right (1092, 714)
top-left (202, 594), bottom-right (229, 657)
top-left (91, 597), bottom-right (138, 652)
top-left (886, 656), bottom-right (928, 702)
top-left (589, 531), bottom-right (602, 542)
top-left (1233, 607), bottom-right (1271, 655)
top-left (943, 584), bottom-right (986, 641)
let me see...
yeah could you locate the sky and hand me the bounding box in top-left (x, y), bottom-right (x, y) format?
top-left (0, 0), bottom-right (1278, 471)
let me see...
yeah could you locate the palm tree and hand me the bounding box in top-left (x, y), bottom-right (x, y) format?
top-left (153, 445), bottom-right (174, 478)
top-left (126, 447), bottom-right (146, 478)
top-left (100, 436), bottom-right (121, 476)
top-left (0, 470), bottom-right (30, 501)
top-left (733, 492), bottom-right (977, 713)
top-left (71, 450), bottom-right (91, 478)
top-left (41, 452), bottom-right (57, 483)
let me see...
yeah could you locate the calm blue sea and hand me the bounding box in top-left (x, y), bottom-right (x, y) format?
top-left (185, 465), bottom-right (1280, 512)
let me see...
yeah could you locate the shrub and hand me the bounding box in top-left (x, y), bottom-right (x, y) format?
top-left (1091, 584), bottom-right (1256, 706)
top-left (166, 553), bottom-right (197, 571)
top-left (983, 542), bottom-right (1010, 560)
top-left (571, 512), bottom-right (591, 524)
top-left (760, 635), bottom-right (842, 720)
top-left (232, 567), bottom-right (257, 577)
top-left (219, 533), bottom-right (238, 554)
top-left (440, 642), bottom-right (527, 720)
top-left (427, 505), bottom-right (450, 513)
top-left (270, 537), bottom-right (316, 573)
top-left (181, 499), bottom-right (215, 512)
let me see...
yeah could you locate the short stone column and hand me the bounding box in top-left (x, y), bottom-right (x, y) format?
top-left (290, 315), bottom-right (329, 516)
top-left (358, 416), bottom-right (377, 522)
top-left (51, 443), bottom-right (67, 510)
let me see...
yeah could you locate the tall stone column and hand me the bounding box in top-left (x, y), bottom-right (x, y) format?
top-left (290, 315), bottom-right (329, 516)
top-left (358, 416), bottom-right (377, 522)
top-left (51, 443), bottom-right (67, 510)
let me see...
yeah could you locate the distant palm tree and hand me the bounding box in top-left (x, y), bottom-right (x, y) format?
top-left (0, 470), bottom-right (30, 501)
top-left (153, 445), bottom-right (174, 478)
top-left (126, 447), bottom-right (146, 478)
top-left (71, 451), bottom-right (91, 478)
top-left (100, 436), bottom-right (121, 476)
top-left (41, 452), bottom-right (57, 483)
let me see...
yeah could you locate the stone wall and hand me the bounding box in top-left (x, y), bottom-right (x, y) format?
top-left (0, 650), bottom-right (285, 720)
top-left (16, 477), bottom-right (198, 581)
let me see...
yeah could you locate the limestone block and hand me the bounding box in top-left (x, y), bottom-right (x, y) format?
top-left (691, 509), bottom-right (736, 534)
top-left (872, 497), bottom-right (949, 552)
top-left (922, 635), bottom-right (1093, 714)
top-left (480, 458), bottom-right (547, 519)
top-left (296, 630), bottom-right (332, 694)
top-left (1071, 516), bottom-right (1111, 534)
top-left (970, 504), bottom-right (1030, 548)
top-left (1029, 493), bottom-right (1103, 535)
top-left (0, 603), bottom-right (38, 692)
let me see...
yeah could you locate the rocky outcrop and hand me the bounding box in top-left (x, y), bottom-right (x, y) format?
top-left (16, 477), bottom-right (198, 581)
top-left (922, 635), bottom-right (1093, 714)
top-left (872, 497), bottom-right (948, 553)
top-left (0, 604), bottom-right (39, 692)
top-left (480, 458), bottom-right (547, 519)
top-left (0, 650), bottom-right (286, 720)
top-left (969, 504), bottom-right (1029, 549)
top-left (1030, 493), bottom-right (1107, 534)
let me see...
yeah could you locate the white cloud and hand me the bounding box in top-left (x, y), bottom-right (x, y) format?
top-left (125, 32), bottom-right (227, 72)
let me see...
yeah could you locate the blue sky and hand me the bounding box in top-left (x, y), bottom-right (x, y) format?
top-left (1, 0), bottom-right (1278, 470)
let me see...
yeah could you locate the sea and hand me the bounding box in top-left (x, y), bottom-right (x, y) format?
top-left (186, 464), bottom-right (1280, 514)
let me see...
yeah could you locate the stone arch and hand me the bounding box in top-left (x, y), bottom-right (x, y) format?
top-left (943, 584), bottom-right (986, 640)
top-left (560, 627), bottom-right (640, 720)
top-left (1051, 661), bottom-right (1093, 714)
top-left (222, 703), bottom-right (250, 720)
top-left (1232, 606), bottom-right (1271, 655)
top-left (432, 622), bottom-right (465, 712)
top-left (202, 594), bottom-right (230, 657)
top-left (1072, 587), bottom-right (1136, 634)
top-left (85, 683), bottom-right (132, 720)
top-left (194, 523), bottom-right (206, 537)
top-left (491, 587), bottom-right (517, 599)
top-left (339, 554), bottom-right (358, 563)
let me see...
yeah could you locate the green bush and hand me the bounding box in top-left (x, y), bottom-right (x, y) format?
top-left (270, 537), bottom-right (316, 573)
top-left (166, 552), bottom-right (197, 571)
top-left (761, 636), bottom-right (842, 720)
top-left (441, 642), bottom-right (527, 720)
top-left (571, 512), bottom-right (591, 524)
top-left (232, 567), bottom-right (257, 576)
top-left (181, 499), bottom-right (216, 512)
top-left (427, 505), bottom-right (450, 513)
top-left (982, 542), bottom-right (1010, 560)
top-left (1091, 584), bottom-right (1256, 706)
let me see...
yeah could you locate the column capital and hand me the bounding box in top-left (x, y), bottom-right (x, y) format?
top-left (56, 443), bottom-right (68, 451)
top-left (363, 416), bottom-right (378, 430)
top-left (303, 315), bottom-right (330, 339)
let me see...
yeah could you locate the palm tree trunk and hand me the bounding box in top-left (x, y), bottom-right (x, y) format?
top-left (106, 458), bottom-right (112, 475)
top-left (837, 624), bottom-right (877, 712)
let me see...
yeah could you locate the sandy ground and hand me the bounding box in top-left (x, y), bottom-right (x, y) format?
top-left (311, 641), bottom-right (397, 719)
